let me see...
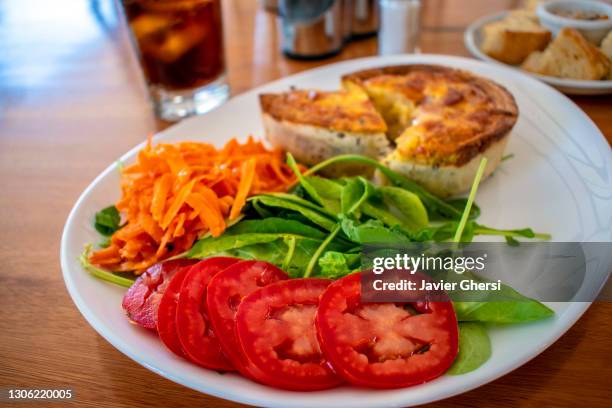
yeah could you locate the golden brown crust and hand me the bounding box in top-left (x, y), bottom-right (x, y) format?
top-left (259, 90), bottom-right (387, 134)
top-left (342, 65), bottom-right (518, 166)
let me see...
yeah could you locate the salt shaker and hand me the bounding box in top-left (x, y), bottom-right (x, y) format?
top-left (378, 0), bottom-right (421, 55)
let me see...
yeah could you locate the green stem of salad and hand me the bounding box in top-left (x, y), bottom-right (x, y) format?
top-left (282, 236), bottom-right (297, 271)
top-left (79, 245), bottom-right (134, 288)
top-left (453, 158), bottom-right (487, 244)
top-left (304, 224), bottom-right (341, 278)
top-left (474, 226), bottom-right (551, 240)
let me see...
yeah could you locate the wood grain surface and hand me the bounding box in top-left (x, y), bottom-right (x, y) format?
top-left (0, 1), bottom-right (610, 407)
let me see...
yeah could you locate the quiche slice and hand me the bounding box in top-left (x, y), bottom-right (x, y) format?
top-left (343, 65), bottom-right (518, 197)
top-left (260, 89), bottom-right (390, 176)
top-left (260, 65), bottom-right (518, 197)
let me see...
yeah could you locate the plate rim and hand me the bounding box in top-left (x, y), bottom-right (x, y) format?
top-left (464, 11), bottom-right (612, 94)
top-left (60, 54), bottom-right (604, 407)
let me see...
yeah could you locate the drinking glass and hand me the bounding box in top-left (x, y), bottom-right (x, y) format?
top-left (120, 0), bottom-right (229, 121)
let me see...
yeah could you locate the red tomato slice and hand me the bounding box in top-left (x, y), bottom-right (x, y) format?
top-left (206, 260), bottom-right (288, 378)
top-left (235, 278), bottom-right (342, 390)
top-left (316, 273), bottom-right (459, 389)
top-left (175, 257), bottom-right (239, 370)
top-left (156, 265), bottom-right (192, 357)
top-left (122, 259), bottom-right (198, 330)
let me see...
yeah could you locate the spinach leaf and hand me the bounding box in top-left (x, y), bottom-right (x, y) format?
top-left (340, 218), bottom-right (411, 245)
top-left (505, 235), bottom-right (520, 246)
top-left (447, 322), bottom-right (492, 375)
top-left (305, 154), bottom-right (464, 220)
top-left (413, 221), bottom-right (474, 242)
top-left (251, 200), bottom-right (275, 218)
top-left (188, 215), bottom-right (353, 277)
top-left (452, 272), bottom-right (555, 323)
top-left (188, 233), bottom-right (285, 258)
top-left (304, 176), bottom-right (342, 213)
top-left (454, 299), bottom-right (554, 323)
top-left (94, 205), bottom-right (121, 236)
top-left (341, 177), bottom-right (372, 216)
top-left (318, 251), bottom-right (361, 279)
top-left (250, 194), bottom-right (337, 231)
top-left (378, 186), bottom-right (429, 232)
top-left (361, 199), bottom-right (406, 229)
top-left (224, 217), bottom-right (326, 239)
top-left (222, 239), bottom-right (322, 277)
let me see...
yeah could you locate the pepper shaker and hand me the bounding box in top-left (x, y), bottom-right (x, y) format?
top-left (378, 0), bottom-right (421, 55)
top-left (278, 0), bottom-right (345, 59)
top-left (347, 0), bottom-right (379, 38)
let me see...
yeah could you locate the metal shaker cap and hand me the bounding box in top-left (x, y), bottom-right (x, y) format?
top-left (278, 0), bottom-right (345, 59)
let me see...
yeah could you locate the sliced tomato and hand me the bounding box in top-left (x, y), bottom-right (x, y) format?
top-left (316, 273), bottom-right (459, 389)
top-left (175, 257), bottom-right (239, 370)
top-left (206, 260), bottom-right (288, 378)
top-left (122, 259), bottom-right (198, 330)
top-left (235, 278), bottom-right (342, 390)
top-left (156, 265), bottom-right (192, 357)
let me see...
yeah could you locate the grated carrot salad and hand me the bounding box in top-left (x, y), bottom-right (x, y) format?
top-left (89, 136), bottom-right (299, 273)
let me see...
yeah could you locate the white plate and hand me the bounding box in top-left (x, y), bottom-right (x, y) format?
top-left (464, 11), bottom-right (612, 95)
top-left (61, 55), bottom-right (612, 408)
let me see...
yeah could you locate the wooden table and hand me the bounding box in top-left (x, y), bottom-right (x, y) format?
top-left (1, 1), bottom-right (610, 407)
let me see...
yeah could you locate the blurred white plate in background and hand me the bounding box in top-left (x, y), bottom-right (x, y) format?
top-left (464, 12), bottom-right (612, 95)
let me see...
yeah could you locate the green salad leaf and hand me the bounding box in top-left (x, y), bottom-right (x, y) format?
top-left (341, 177), bottom-right (372, 216)
top-left (250, 194), bottom-right (337, 231)
top-left (452, 273), bottom-right (555, 323)
top-left (340, 218), bottom-right (412, 245)
top-left (305, 154), bottom-right (465, 220)
top-left (304, 176), bottom-right (342, 213)
top-left (318, 251), bottom-right (360, 278)
top-left (447, 322), bottom-right (492, 375)
top-left (225, 217), bottom-right (326, 239)
top-left (454, 299), bottom-right (555, 324)
top-left (94, 205), bottom-right (121, 236)
top-left (378, 186), bottom-right (429, 232)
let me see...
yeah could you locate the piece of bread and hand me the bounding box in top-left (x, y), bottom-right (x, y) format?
top-left (601, 31), bottom-right (612, 59)
top-left (521, 50), bottom-right (545, 72)
top-left (522, 27), bottom-right (611, 80)
top-left (600, 31), bottom-right (612, 79)
top-left (522, 0), bottom-right (548, 12)
top-left (480, 11), bottom-right (551, 65)
top-left (259, 90), bottom-right (390, 177)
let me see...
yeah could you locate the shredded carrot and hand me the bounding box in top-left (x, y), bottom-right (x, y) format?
top-left (90, 137), bottom-right (300, 273)
top-left (230, 157), bottom-right (256, 220)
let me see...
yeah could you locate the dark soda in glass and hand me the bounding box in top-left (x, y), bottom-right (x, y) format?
top-left (121, 0), bottom-right (228, 120)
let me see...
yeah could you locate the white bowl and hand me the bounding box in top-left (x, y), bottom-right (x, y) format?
top-left (536, 0), bottom-right (612, 44)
